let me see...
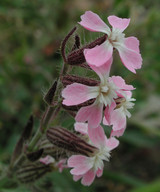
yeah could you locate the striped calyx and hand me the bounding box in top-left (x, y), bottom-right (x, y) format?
top-left (16, 162), bottom-right (52, 183)
top-left (46, 127), bottom-right (98, 156)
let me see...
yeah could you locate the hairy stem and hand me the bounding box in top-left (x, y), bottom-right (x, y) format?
top-left (11, 28), bottom-right (71, 171)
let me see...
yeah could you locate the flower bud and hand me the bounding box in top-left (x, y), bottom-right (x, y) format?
top-left (26, 148), bottom-right (44, 162)
top-left (67, 35), bottom-right (106, 65)
top-left (16, 162), bottom-right (52, 183)
top-left (43, 81), bottom-right (57, 105)
top-left (47, 127), bottom-right (97, 156)
top-left (62, 75), bottom-right (99, 87)
top-left (37, 138), bottom-right (68, 161)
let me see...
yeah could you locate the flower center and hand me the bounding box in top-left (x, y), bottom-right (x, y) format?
top-left (92, 147), bottom-right (110, 171)
top-left (97, 81), bottom-right (118, 106)
top-left (115, 97), bottom-right (135, 117)
top-left (108, 28), bottom-right (125, 46)
top-left (115, 97), bottom-right (126, 109)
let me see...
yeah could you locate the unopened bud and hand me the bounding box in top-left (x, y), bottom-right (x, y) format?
top-left (62, 75), bottom-right (99, 87)
top-left (26, 148), bottom-right (44, 162)
top-left (37, 138), bottom-right (68, 161)
top-left (44, 81), bottom-right (57, 105)
top-left (16, 162), bottom-right (52, 183)
top-left (47, 127), bottom-right (97, 156)
top-left (67, 35), bottom-right (106, 66)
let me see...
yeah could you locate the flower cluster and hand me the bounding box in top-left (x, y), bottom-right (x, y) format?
top-left (13, 11), bottom-right (142, 187)
top-left (61, 11), bottom-right (142, 185)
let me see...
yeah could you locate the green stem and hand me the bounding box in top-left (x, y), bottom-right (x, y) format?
top-left (28, 105), bottom-right (61, 152)
top-left (27, 130), bottom-right (43, 152)
top-left (12, 105), bottom-right (61, 169)
top-left (12, 62), bottom-right (67, 169)
top-left (11, 153), bottom-right (26, 171)
top-left (41, 106), bottom-right (55, 133)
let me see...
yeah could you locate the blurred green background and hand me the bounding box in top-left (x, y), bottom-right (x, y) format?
top-left (0, 0), bottom-right (160, 192)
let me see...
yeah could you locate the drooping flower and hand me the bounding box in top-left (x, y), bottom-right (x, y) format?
top-left (103, 77), bottom-right (136, 137)
top-left (79, 11), bottom-right (142, 73)
top-left (62, 58), bottom-right (134, 129)
top-left (68, 123), bottom-right (119, 186)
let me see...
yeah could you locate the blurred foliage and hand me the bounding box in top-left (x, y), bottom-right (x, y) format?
top-left (0, 0), bottom-right (160, 191)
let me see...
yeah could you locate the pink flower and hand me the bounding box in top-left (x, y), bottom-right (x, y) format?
top-left (62, 58), bottom-right (134, 129)
top-left (68, 123), bottom-right (119, 186)
top-left (79, 11), bottom-right (142, 73)
top-left (104, 87), bottom-right (135, 137)
top-left (62, 58), bottom-right (118, 128)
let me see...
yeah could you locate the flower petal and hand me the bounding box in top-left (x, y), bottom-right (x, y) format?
top-left (111, 107), bottom-right (126, 131)
top-left (68, 155), bottom-right (93, 175)
top-left (96, 168), bottom-right (103, 177)
top-left (74, 122), bottom-right (88, 135)
top-left (84, 40), bottom-right (113, 67)
top-left (81, 169), bottom-right (96, 186)
top-left (106, 137), bottom-right (119, 150)
top-left (110, 128), bottom-right (126, 137)
top-left (57, 159), bottom-right (68, 173)
top-left (117, 44), bottom-right (142, 73)
top-left (88, 125), bottom-right (106, 147)
top-left (104, 102), bottom-right (116, 125)
top-left (39, 155), bottom-right (55, 165)
top-left (73, 175), bottom-right (82, 182)
top-left (62, 83), bottom-right (98, 106)
top-left (125, 90), bottom-right (132, 98)
top-left (79, 11), bottom-right (110, 33)
top-left (75, 103), bottom-right (103, 129)
top-left (89, 57), bottom-right (113, 82)
top-left (125, 37), bottom-right (140, 53)
top-left (108, 15), bottom-right (130, 31)
top-left (109, 76), bottom-right (135, 91)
